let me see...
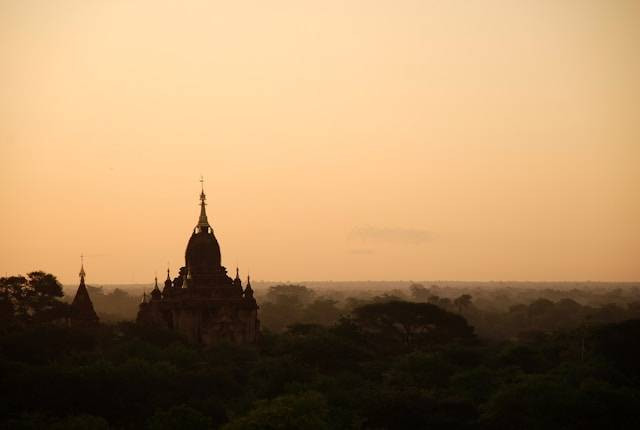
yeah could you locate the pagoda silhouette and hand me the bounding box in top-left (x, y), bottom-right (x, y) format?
top-left (137, 181), bottom-right (259, 345)
top-left (69, 257), bottom-right (99, 326)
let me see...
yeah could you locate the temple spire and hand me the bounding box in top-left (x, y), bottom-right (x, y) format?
top-left (197, 176), bottom-right (210, 229)
top-left (164, 267), bottom-right (173, 291)
top-left (233, 266), bottom-right (242, 289)
top-left (71, 256), bottom-right (99, 325)
top-left (151, 275), bottom-right (161, 300)
top-left (244, 273), bottom-right (254, 299)
top-left (79, 254), bottom-right (86, 283)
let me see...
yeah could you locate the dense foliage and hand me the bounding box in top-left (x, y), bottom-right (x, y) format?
top-left (2, 274), bottom-right (640, 429)
top-left (0, 272), bottom-right (68, 326)
top-left (1, 317), bottom-right (640, 428)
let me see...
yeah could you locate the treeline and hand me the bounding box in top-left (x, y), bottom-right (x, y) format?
top-left (2, 273), bottom-right (640, 428)
top-left (57, 280), bottom-right (640, 341)
top-left (1, 311), bottom-right (640, 428)
top-left (258, 283), bottom-right (640, 340)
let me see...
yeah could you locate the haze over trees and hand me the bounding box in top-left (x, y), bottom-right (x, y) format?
top-left (51, 280), bottom-right (640, 341)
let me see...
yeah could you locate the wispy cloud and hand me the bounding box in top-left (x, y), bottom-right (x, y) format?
top-left (348, 226), bottom-right (433, 245)
top-left (349, 248), bottom-right (375, 255)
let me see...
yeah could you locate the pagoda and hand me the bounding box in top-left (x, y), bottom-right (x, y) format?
top-left (137, 181), bottom-right (259, 345)
top-left (69, 257), bottom-right (99, 326)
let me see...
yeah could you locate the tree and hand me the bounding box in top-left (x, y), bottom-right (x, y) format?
top-left (438, 297), bottom-right (453, 310)
top-left (147, 405), bottom-right (213, 430)
top-left (351, 301), bottom-right (475, 350)
top-left (481, 374), bottom-right (640, 429)
top-left (593, 319), bottom-right (640, 379)
top-left (303, 298), bottom-right (342, 326)
top-left (454, 294), bottom-right (473, 313)
top-left (528, 298), bottom-right (554, 318)
top-left (222, 391), bottom-right (330, 430)
top-left (361, 387), bottom-right (477, 429)
top-left (261, 284), bottom-right (317, 332)
top-left (50, 414), bottom-right (110, 430)
top-left (265, 284), bottom-right (315, 306)
top-left (409, 283), bottom-right (430, 301)
top-left (0, 272), bottom-right (67, 325)
top-left (0, 285), bottom-right (15, 327)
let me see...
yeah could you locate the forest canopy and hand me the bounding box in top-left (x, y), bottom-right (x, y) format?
top-left (1, 273), bottom-right (640, 429)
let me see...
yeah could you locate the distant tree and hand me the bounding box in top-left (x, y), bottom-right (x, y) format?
top-left (509, 304), bottom-right (527, 314)
top-left (555, 298), bottom-right (581, 312)
top-left (604, 288), bottom-right (623, 301)
top-left (409, 283), bottom-right (430, 301)
top-left (593, 319), bottom-right (640, 379)
top-left (352, 301), bottom-right (475, 350)
top-left (627, 301), bottom-right (640, 317)
top-left (343, 297), bottom-right (369, 311)
top-left (593, 303), bottom-right (625, 324)
top-left (425, 295), bottom-right (454, 310)
top-left (454, 294), bottom-right (473, 313)
top-left (86, 286), bottom-right (105, 297)
top-left (372, 293), bottom-right (406, 304)
top-left (303, 298), bottom-right (342, 326)
top-left (551, 298), bottom-right (585, 329)
top-left (528, 298), bottom-right (555, 318)
top-left (438, 297), bottom-right (453, 310)
top-left (109, 288), bottom-right (129, 300)
top-left (428, 295), bottom-right (441, 305)
top-left (265, 284), bottom-right (315, 306)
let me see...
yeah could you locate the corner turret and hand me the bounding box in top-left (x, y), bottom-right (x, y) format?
top-left (244, 275), bottom-right (254, 300)
top-left (151, 276), bottom-right (162, 300)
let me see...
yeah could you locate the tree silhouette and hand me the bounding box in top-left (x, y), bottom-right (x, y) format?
top-left (409, 283), bottom-right (430, 301)
top-left (222, 391), bottom-right (329, 430)
top-left (0, 272), bottom-right (67, 325)
top-left (454, 294), bottom-right (473, 313)
top-left (352, 301), bottom-right (475, 350)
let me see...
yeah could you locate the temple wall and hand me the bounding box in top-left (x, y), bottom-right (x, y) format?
top-left (173, 309), bottom-right (201, 343)
top-left (166, 305), bottom-right (258, 346)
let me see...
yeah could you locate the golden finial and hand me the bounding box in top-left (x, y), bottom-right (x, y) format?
top-left (79, 253), bottom-right (86, 279)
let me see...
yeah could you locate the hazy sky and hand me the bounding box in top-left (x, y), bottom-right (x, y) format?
top-left (1, 0), bottom-right (639, 284)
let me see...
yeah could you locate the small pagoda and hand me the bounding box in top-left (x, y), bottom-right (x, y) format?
top-left (69, 257), bottom-right (99, 326)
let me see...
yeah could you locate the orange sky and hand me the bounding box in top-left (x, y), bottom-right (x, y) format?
top-left (1, 0), bottom-right (639, 284)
